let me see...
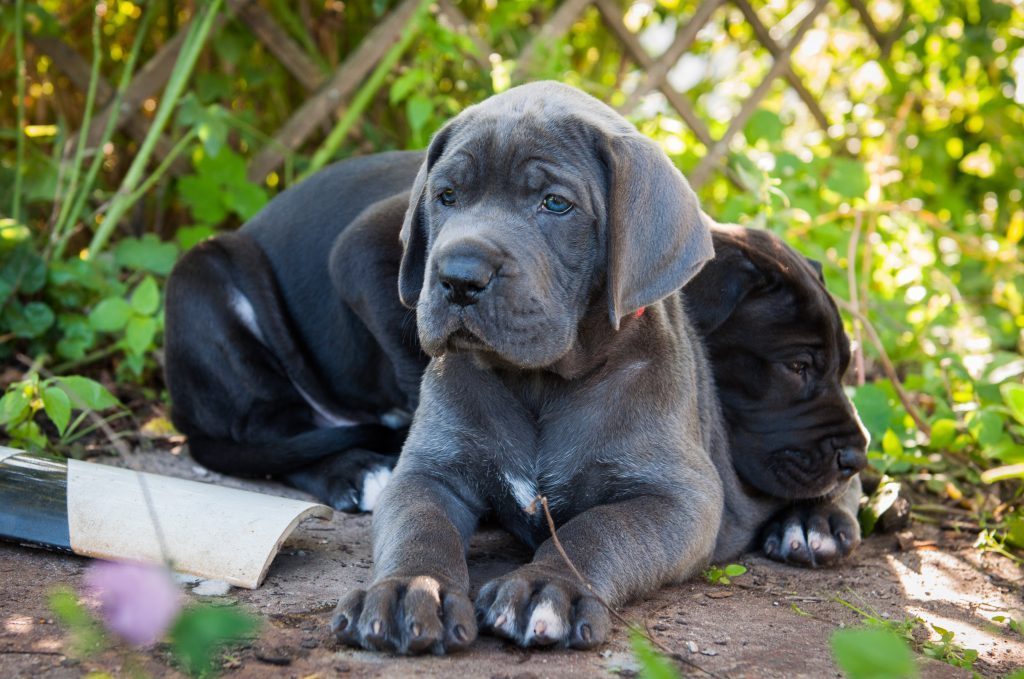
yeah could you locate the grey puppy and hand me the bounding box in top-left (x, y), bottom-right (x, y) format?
top-left (331, 81), bottom-right (727, 655)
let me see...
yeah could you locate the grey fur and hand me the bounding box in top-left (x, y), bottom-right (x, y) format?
top-left (332, 81), bottom-right (725, 655)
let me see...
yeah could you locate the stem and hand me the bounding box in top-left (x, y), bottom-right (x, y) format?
top-left (87, 0), bottom-right (224, 257)
top-left (534, 495), bottom-right (722, 679)
top-left (833, 297), bottom-right (932, 437)
top-left (300, 0), bottom-right (430, 181)
top-left (52, 3), bottom-right (103, 246)
top-left (114, 128), bottom-right (198, 212)
top-left (847, 212), bottom-right (865, 386)
top-left (51, 0), bottom-right (158, 261)
top-left (12, 0), bottom-right (26, 223)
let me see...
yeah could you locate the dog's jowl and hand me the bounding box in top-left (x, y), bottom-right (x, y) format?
top-left (330, 81), bottom-right (726, 655)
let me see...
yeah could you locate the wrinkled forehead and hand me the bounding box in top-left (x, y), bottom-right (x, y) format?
top-left (431, 113), bottom-right (605, 194)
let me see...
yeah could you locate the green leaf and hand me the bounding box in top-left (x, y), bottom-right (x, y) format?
top-left (744, 109), bottom-right (784, 144)
top-left (0, 241), bottom-right (48, 296)
top-left (48, 586), bottom-right (106, 656)
top-left (114, 234), bottom-right (180, 275)
top-left (629, 629), bottom-right (681, 679)
top-left (824, 157), bottom-right (869, 199)
top-left (130, 276), bottom-right (161, 316)
top-left (852, 384), bottom-right (893, 440)
top-left (41, 386), bottom-right (71, 435)
top-left (881, 429), bottom-right (903, 458)
top-left (170, 605), bottom-right (259, 677)
top-left (124, 315), bottom-right (158, 356)
top-left (723, 563), bottom-right (747, 577)
top-left (178, 175), bottom-right (228, 224)
top-left (406, 94), bottom-right (433, 135)
top-left (176, 225), bottom-right (217, 250)
top-left (224, 181), bottom-right (268, 221)
top-left (1001, 383), bottom-right (1024, 427)
top-left (968, 409), bottom-right (1005, 448)
top-left (860, 480), bottom-right (902, 537)
top-left (928, 418), bottom-right (957, 449)
top-left (54, 376), bottom-right (119, 411)
top-left (3, 301), bottom-right (55, 338)
top-left (88, 297), bottom-right (132, 332)
top-left (0, 387), bottom-right (32, 427)
top-left (831, 627), bottom-right (917, 679)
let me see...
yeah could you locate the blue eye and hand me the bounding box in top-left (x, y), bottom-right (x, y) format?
top-left (439, 188), bottom-right (456, 206)
top-left (541, 194), bottom-right (573, 214)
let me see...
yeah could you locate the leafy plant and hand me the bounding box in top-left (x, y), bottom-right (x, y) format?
top-left (703, 563), bottom-right (747, 586)
top-left (831, 627), bottom-right (918, 679)
top-left (0, 371), bottom-right (120, 451)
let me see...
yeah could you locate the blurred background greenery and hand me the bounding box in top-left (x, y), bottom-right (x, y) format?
top-left (1, 0), bottom-right (1023, 562)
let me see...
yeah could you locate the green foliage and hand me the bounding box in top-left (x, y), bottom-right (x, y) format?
top-left (836, 597), bottom-right (979, 673)
top-left (1, 0), bottom-right (1021, 554)
top-left (703, 563), bottom-right (747, 585)
top-left (831, 627), bottom-right (918, 679)
top-left (48, 587), bottom-right (107, 657)
top-left (0, 370), bottom-right (121, 450)
top-left (170, 605), bottom-right (260, 678)
top-left (629, 629), bottom-right (681, 679)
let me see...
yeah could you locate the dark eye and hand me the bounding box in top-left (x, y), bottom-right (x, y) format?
top-left (787, 361), bottom-right (809, 375)
top-left (438, 188), bottom-right (456, 206)
top-left (541, 194), bottom-right (573, 214)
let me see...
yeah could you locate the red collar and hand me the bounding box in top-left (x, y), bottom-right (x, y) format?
top-left (635, 307), bottom-right (646, 319)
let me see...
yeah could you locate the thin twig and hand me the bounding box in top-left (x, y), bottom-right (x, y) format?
top-left (535, 495), bottom-right (724, 679)
top-left (847, 213), bottom-right (866, 386)
top-left (831, 301), bottom-right (932, 437)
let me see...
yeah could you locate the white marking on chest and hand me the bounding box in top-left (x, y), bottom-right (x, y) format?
top-left (360, 467), bottom-right (393, 512)
top-left (503, 472), bottom-right (538, 511)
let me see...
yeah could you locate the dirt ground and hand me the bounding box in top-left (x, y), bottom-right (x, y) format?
top-left (2, 450), bottom-right (1022, 678)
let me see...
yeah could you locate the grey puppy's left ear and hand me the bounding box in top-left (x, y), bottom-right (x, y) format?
top-left (601, 134), bottom-right (714, 330)
top-left (398, 122), bottom-right (457, 308)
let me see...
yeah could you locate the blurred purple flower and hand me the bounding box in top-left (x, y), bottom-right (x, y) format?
top-left (84, 560), bottom-right (182, 647)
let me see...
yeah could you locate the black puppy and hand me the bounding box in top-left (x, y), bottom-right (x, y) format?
top-left (690, 225), bottom-right (868, 566)
top-left (164, 132), bottom-right (866, 568)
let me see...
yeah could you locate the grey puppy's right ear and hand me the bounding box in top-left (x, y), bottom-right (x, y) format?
top-left (398, 123), bottom-right (456, 308)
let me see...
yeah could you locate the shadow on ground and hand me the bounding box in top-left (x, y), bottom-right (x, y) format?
top-left (2, 450), bottom-right (1022, 678)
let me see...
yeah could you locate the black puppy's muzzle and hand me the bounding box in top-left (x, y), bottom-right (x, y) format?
top-left (834, 439), bottom-right (868, 479)
top-left (436, 245), bottom-right (497, 307)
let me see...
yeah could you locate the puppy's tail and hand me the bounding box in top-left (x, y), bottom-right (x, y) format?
top-left (187, 424), bottom-right (407, 478)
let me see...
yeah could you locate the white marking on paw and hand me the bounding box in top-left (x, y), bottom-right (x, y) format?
top-left (782, 522), bottom-right (807, 556)
top-left (808, 527), bottom-right (837, 558)
top-left (229, 290), bottom-right (264, 342)
top-left (359, 466), bottom-right (392, 512)
top-left (503, 472), bottom-right (537, 512)
top-left (495, 607), bottom-right (518, 636)
top-left (526, 600), bottom-right (566, 643)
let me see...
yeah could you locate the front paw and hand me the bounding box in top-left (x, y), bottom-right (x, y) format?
top-left (331, 576), bottom-right (476, 655)
top-left (762, 505), bottom-right (860, 567)
top-left (475, 568), bottom-right (609, 649)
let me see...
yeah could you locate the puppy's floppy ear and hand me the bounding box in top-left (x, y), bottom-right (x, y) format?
top-left (683, 247), bottom-right (765, 335)
top-left (805, 256), bottom-right (825, 283)
top-left (398, 123), bottom-right (457, 308)
top-left (600, 133), bottom-right (714, 329)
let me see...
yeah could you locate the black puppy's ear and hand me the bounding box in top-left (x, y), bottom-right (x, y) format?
top-left (683, 248), bottom-right (765, 335)
top-left (600, 134), bottom-right (714, 329)
top-left (805, 256), bottom-right (825, 283)
top-left (398, 123), bottom-right (456, 308)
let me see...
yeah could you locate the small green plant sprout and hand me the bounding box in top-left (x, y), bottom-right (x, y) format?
top-left (0, 372), bottom-right (121, 451)
top-left (831, 627), bottom-right (918, 679)
top-left (629, 628), bottom-right (682, 679)
top-left (704, 563), bottom-right (747, 585)
top-left (835, 596), bottom-right (980, 673)
top-left (992, 614), bottom-right (1023, 636)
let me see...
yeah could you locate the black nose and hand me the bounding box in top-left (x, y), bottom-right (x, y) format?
top-left (437, 252), bottom-right (495, 306)
top-left (836, 445), bottom-right (868, 478)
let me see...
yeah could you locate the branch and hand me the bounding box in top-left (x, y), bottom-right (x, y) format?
top-left (534, 495), bottom-right (724, 679)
